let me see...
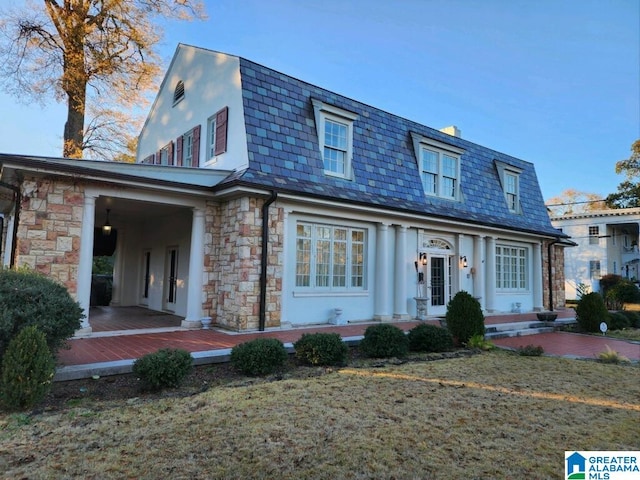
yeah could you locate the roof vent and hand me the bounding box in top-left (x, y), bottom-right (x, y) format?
top-left (440, 125), bottom-right (461, 138)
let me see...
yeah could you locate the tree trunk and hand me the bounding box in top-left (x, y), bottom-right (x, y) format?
top-left (63, 87), bottom-right (86, 158)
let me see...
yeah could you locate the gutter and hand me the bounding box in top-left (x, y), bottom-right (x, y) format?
top-left (547, 238), bottom-right (561, 311)
top-left (0, 181), bottom-right (21, 268)
top-left (258, 191), bottom-right (278, 331)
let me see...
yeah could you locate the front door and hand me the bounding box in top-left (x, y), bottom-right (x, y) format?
top-left (164, 246), bottom-right (178, 312)
top-left (428, 255), bottom-right (449, 316)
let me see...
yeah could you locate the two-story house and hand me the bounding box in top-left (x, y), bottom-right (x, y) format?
top-left (551, 208), bottom-right (640, 299)
top-left (0, 44), bottom-right (566, 334)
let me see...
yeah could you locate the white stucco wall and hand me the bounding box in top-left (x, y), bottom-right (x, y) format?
top-left (137, 46), bottom-right (249, 172)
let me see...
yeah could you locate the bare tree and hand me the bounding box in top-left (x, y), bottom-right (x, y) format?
top-left (0, 0), bottom-right (206, 159)
top-left (545, 189), bottom-right (606, 216)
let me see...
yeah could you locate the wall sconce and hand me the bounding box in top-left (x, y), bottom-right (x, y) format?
top-left (419, 253), bottom-right (427, 265)
top-left (102, 209), bottom-right (112, 236)
top-left (460, 255), bottom-right (468, 268)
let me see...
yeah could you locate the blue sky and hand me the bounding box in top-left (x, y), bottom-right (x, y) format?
top-left (0, 0), bottom-right (638, 201)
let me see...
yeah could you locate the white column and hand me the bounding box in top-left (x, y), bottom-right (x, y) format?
top-left (393, 225), bottom-right (409, 319)
top-left (485, 236), bottom-right (496, 313)
top-left (76, 194), bottom-right (96, 334)
top-left (183, 207), bottom-right (205, 329)
top-left (110, 228), bottom-right (125, 306)
top-left (532, 241), bottom-right (543, 311)
top-left (374, 223), bottom-right (392, 321)
top-left (473, 235), bottom-right (485, 310)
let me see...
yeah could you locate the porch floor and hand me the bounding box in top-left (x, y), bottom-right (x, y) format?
top-left (55, 308), bottom-right (640, 380)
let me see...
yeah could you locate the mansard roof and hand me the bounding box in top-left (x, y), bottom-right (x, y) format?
top-left (216, 54), bottom-right (560, 237)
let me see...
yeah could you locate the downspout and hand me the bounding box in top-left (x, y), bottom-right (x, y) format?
top-left (259, 191), bottom-right (278, 331)
top-left (547, 238), bottom-right (561, 311)
top-left (0, 181), bottom-right (21, 269)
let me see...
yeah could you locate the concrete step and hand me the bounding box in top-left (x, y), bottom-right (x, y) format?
top-left (484, 318), bottom-right (575, 340)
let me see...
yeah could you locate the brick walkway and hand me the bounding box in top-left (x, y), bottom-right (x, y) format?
top-left (491, 332), bottom-right (640, 361)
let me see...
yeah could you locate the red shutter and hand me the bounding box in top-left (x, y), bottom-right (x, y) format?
top-left (168, 141), bottom-right (174, 166)
top-left (214, 107), bottom-right (228, 155)
top-left (192, 125), bottom-right (201, 167)
top-left (155, 150), bottom-right (161, 165)
top-left (176, 135), bottom-right (183, 167)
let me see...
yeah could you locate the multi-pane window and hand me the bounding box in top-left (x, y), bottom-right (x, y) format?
top-left (323, 119), bottom-right (348, 175)
top-left (496, 245), bottom-right (528, 291)
top-left (588, 226), bottom-right (599, 245)
top-left (207, 116), bottom-right (216, 159)
top-left (420, 147), bottom-right (459, 199)
top-left (295, 222), bottom-right (366, 289)
top-left (312, 99), bottom-right (357, 179)
top-left (505, 172), bottom-right (519, 211)
top-left (589, 260), bottom-right (601, 279)
top-left (183, 131), bottom-right (194, 167)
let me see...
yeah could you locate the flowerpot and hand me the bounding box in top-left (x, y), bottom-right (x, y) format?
top-left (536, 312), bottom-right (557, 322)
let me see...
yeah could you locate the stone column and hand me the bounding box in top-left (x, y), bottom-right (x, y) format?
top-left (374, 223), bottom-right (392, 321)
top-left (76, 194), bottom-right (95, 334)
top-left (532, 241), bottom-right (543, 311)
top-left (183, 207), bottom-right (205, 329)
top-left (485, 236), bottom-right (496, 313)
top-left (473, 235), bottom-right (485, 310)
top-left (393, 225), bottom-right (409, 319)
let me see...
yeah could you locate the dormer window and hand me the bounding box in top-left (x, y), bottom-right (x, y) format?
top-left (411, 133), bottom-right (464, 200)
top-left (495, 160), bottom-right (522, 213)
top-left (173, 80), bottom-right (185, 105)
top-left (312, 99), bottom-right (358, 179)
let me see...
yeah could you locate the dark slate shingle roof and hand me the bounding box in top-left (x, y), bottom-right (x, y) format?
top-left (225, 57), bottom-right (560, 237)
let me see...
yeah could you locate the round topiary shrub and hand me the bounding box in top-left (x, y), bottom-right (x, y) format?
top-left (230, 338), bottom-right (288, 376)
top-left (445, 291), bottom-right (485, 344)
top-left (0, 268), bottom-right (83, 360)
top-left (575, 292), bottom-right (608, 333)
top-left (1, 325), bottom-right (55, 411)
top-left (359, 323), bottom-right (409, 358)
top-left (294, 332), bottom-right (349, 366)
top-left (407, 324), bottom-right (453, 352)
top-left (132, 348), bottom-right (193, 391)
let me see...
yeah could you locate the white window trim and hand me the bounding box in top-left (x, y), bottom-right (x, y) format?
top-left (294, 220), bottom-right (367, 291)
top-left (495, 243), bottom-right (530, 292)
top-left (206, 114), bottom-right (216, 162)
top-left (183, 131), bottom-right (194, 167)
top-left (411, 132), bottom-right (464, 200)
top-left (312, 98), bottom-right (358, 179)
top-left (495, 160), bottom-right (523, 213)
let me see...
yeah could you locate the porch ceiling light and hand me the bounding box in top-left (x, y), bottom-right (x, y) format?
top-left (102, 209), bottom-right (112, 236)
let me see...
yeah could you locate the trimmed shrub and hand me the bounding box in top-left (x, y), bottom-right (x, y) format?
top-left (517, 344), bottom-right (544, 356)
top-left (294, 333), bottom-right (348, 366)
top-left (445, 291), bottom-right (485, 344)
top-left (620, 310), bottom-right (640, 328)
top-left (359, 324), bottom-right (409, 358)
top-left (407, 324), bottom-right (453, 352)
top-left (132, 348), bottom-right (193, 391)
top-left (230, 338), bottom-right (288, 376)
top-left (607, 312), bottom-right (631, 331)
top-left (1, 326), bottom-right (55, 411)
top-left (0, 268), bottom-right (83, 360)
top-left (575, 292), bottom-right (608, 333)
top-left (599, 274), bottom-right (640, 309)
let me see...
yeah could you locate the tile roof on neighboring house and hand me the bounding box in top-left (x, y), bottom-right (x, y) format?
top-left (216, 56), bottom-right (561, 237)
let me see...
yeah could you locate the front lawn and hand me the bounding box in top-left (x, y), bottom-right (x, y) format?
top-left (1, 351), bottom-right (638, 479)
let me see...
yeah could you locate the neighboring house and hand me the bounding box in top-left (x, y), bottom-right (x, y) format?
top-left (0, 44), bottom-right (567, 334)
top-left (551, 207), bottom-right (640, 299)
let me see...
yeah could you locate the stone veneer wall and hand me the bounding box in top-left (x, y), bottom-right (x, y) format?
top-left (207, 196), bottom-right (283, 331)
top-left (542, 240), bottom-right (566, 310)
top-left (15, 178), bottom-right (84, 298)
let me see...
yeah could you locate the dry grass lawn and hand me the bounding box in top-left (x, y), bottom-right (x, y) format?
top-left (1, 351), bottom-right (639, 479)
